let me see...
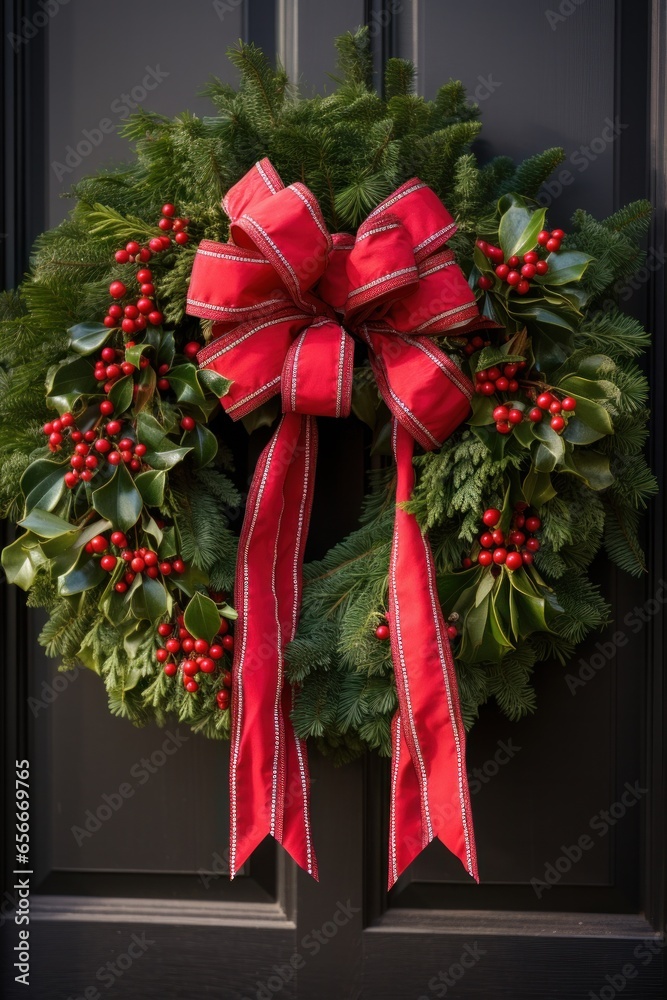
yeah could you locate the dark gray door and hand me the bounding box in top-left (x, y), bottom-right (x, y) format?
top-left (2, 1), bottom-right (665, 998)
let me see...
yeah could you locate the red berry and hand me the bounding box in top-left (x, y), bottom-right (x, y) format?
top-left (90, 535), bottom-right (108, 554)
top-left (506, 270), bottom-right (521, 286)
top-left (171, 558), bottom-right (185, 574)
top-left (84, 455), bottom-right (98, 469)
top-left (477, 275), bottom-right (493, 290)
top-left (482, 508), bottom-right (501, 527)
top-left (134, 443), bottom-right (147, 457)
top-left (136, 297), bottom-right (153, 315)
top-left (462, 557), bottom-right (473, 569)
top-left (121, 319), bottom-right (136, 335)
top-left (137, 268), bottom-right (152, 283)
top-left (549, 400), bottom-right (562, 414)
top-left (475, 239), bottom-right (488, 254)
top-left (156, 648), bottom-right (169, 663)
top-left (80, 470), bottom-right (93, 482)
top-left (70, 455), bottom-right (85, 470)
top-left (159, 561), bottom-right (172, 575)
top-left (200, 657), bottom-right (215, 674)
top-left (43, 422), bottom-right (54, 435)
top-left (492, 547), bottom-right (507, 565)
top-left (74, 442), bottom-right (89, 455)
top-left (493, 405), bottom-right (509, 421)
top-left (480, 532), bottom-right (494, 548)
top-left (107, 451), bottom-right (121, 465)
top-left (121, 549), bottom-right (133, 562)
top-left (149, 238), bottom-right (163, 253)
top-left (105, 420), bottom-right (122, 436)
top-left (131, 557), bottom-right (145, 573)
top-left (525, 516), bottom-right (541, 532)
top-left (550, 415), bottom-right (565, 432)
top-left (194, 638), bottom-right (209, 654)
top-left (503, 363), bottom-right (519, 377)
top-left (509, 530), bottom-right (526, 546)
top-left (217, 690), bottom-right (230, 708)
top-left (508, 380), bottom-right (519, 393)
top-left (183, 660), bottom-right (198, 677)
top-left (118, 437), bottom-right (133, 450)
top-left (157, 623), bottom-right (172, 637)
top-left (144, 551), bottom-right (158, 567)
top-left (109, 304), bottom-right (124, 319)
top-left (71, 430), bottom-right (83, 443)
top-left (520, 263), bottom-right (536, 279)
top-left (508, 408), bottom-right (523, 424)
top-left (446, 625), bottom-right (458, 639)
top-left (480, 381), bottom-right (496, 396)
top-left (157, 363), bottom-right (170, 375)
top-left (222, 635), bottom-right (234, 651)
top-left (375, 624), bottom-right (390, 640)
top-left (495, 264), bottom-right (509, 279)
top-left (180, 415), bottom-right (196, 431)
top-left (526, 537), bottom-right (540, 552)
top-left (162, 203), bottom-right (176, 217)
top-left (478, 550), bottom-right (493, 566)
top-left (100, 554), bottom-right (117, 572)
top-left (487, 367), bottom-right (501, 381)
top-left (536, 393), bottom-right (553, 410)
top-left (64, 472), bottom-right (79, 488)
top-left (174, 232), bottom-right (189, 245)
top-left (523, 251), bottom-right (539, 264)
top-left (516, 280), bottom-right (531, 295)
top-left (93, 439), bottom-right (111, 454)
top-left (114, 581), bottom-right (128, 593)
top-left (487, 246), bottom-right (504, 263)
top-left (148, 311), bottom-right (164, 326)
top-left (491, 529), bottom-right (505, 545)
top-left (158, 217), bottom-right (173, 231)
top-left (495, 377), bottom-right (509, 391)
top-left (507, 256), bottom-right (520, 268)
top-left (109, 281), bottom-right (126, 299)
top-left (561, 396), bottom-right (576, 411)
top-left (183, 342), bottom-right (200, 359)
top-left (49, 432), bottom-right (63, 447)
top-left (140, 283), bottom-right (155, 297)
top-left (496, 421), bottom-right (511, 434)
top-left (551, 228), bottom-right (565, 240)
top-left (100, 400), bottom-right (114, 415)
top-left (546, 238), bottom-right (561, 253)
top-left (537, 230), bottom-right (550, 246)
top-left (165, 638), bottom-right (181, 654)
top-left (209, 644), bottom-right (224, 660)
top-left (163, 662), bottom-right (177, 677)
top-left (185, 679), bottom-right (199, 693)
top-left (115, 250), bottom-right (130, 264)
top-left (505, 551), bottom-right (523, 571)
top-left (103, 316), bottom-right (117, 328)
top-left (522, 552), bottom-right (534, 566)
top-left (221, 670), bottom-right (232, 689)
top-left (535, 260), bottom-right (549, 275)
top-left (217, 618), bottom-right (229, 635)
top-left (120, 450), bottom-right (133, 463)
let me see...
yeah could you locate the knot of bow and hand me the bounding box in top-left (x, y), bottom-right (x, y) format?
top-left (186, 158), bottom-right (482, 888)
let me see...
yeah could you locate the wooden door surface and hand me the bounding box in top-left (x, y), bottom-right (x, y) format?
top-left (2, 1), bottom-right (665, 998)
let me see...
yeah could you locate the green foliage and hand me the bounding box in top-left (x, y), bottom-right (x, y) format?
top-left (0, 30), bottom-right (654, 755)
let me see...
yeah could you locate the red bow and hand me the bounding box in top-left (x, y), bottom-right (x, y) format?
top-left (186, 159), bottom-right (480, 887)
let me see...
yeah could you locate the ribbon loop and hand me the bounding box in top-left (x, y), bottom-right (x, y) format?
top-left (186, 159), bottom-right (481, 889)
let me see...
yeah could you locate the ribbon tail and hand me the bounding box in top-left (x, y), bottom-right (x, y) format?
top-left (387, 419), bottom-right (479, 888)
top-left (229, 412), bottom-right (319, 878)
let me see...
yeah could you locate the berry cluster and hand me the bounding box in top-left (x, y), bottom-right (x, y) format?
top-left (475, 227), bottom-right (565, 295)
top-left (93, 340), bottom-right (173, 396)
top-left (44, 402), bottom-right (149, 489)
top-left (462, 332), bottom-right (492, 358)
top-left (526, 390), bottom-right (576, 434)
top-left (475, 361), bottom-right (525, 398)
top-left (83, 532), bottom-right (187, 593)
top-left (157, 614), bottom-right (233, 704)
top-left (103, 204), bottom-right (190, 335)
top-left (462, 506), bottom-right (541, 571)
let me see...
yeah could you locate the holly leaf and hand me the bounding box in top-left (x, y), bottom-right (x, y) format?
top-left (135, 470), bottom-right (167, 507)
top-left (475, 349), bottom-right (525, 372)
top-left (468, 395), bottom-right (495, 426)
top-left (532, 421), bottom-right (565, 472)
top-left (46, 356), bottom-right (97, 411)
top-left (136, 412), bottom-right (169, 449)
top-left (21, 458), bottom-right (69, 513)
top-left (1, 532), bottom-right (44, 589)
top-left (19, 508), bottom-right (73, 537)
top-left (143, 441), bottom-right (192, 471)
top-left (567, 450), bottom-right (615, 490)
top-left (58, 552), bottom-right (106, 596)
top-left (182, 422), bottom-right (218, 469)
top-left (242, 397), bottom-right (280, 434)
top-left (91, 462), bottom-right (143, 531)
top-left (198, 368), bottom-right (232, 399)
top-left (167, 364), bottom-right (207, 405)
top-left (537, 250), bottom-right (592, 286)
top-left (131, 576), bottom-right (170, 622)
top-left (109, 375), bottom-right (134, 415)
top-left (522, 468), bottom-right (556, 506)
top-left (183, 592), bottom-right (222, 643)
top-left (498, 202), bottom-right (546, 260)
top-left (68, 322), bottom-right (111, 355)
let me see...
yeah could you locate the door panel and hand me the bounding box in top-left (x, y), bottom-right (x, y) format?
top-left (2, 2), bottom-right (665, 999)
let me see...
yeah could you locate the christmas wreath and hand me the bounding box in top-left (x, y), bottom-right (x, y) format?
top-left (0, 31), bottom-right (656, 880)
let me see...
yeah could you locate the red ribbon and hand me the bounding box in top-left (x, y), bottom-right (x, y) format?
top-left (186, 159), bottom-right (482, 887)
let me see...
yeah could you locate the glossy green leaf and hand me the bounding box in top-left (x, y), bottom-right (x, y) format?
top-left (21, 458), bottom-right (69, 513)
top-left (569, 450), bottom-right (615, 490)
top-left (46, 356), bottom-right (97, 410)
top-left (68, 322), bottom-right (111, 355)
top-left (522, 468), bottom-right (556, 506)
top-left (475, 349), bottom-right (525, 373)
top-left (182, 422), bottom-right (218, 469)
top-left (351, 379), bottom-right (380, 429)
top-left (219, 601), bottom-right (238, 621)
top-left (109, 375), bottom-right (133, 414)
top-left (1, 532), bottom-right (43, 589)
top-left (131, 576), bottom-right (170, 622)
top-left (184, 592), bottom-right (223, 643)
top-left (198, 367), bottom-right (232, 399)
top-left (58, 554), bottom-right (106, 596)
top-left (498, 204), bottom-right (546, 260)
top-left (19, 508), bottom-right (73, 537)
top-left (91, 462), bottom-right (143, 532)
top-left (562, 414), bottom-right (609, 445)
top-left (532, 421), bottom-right (565, 471)
top-left (468, 395), bottom-right (496, 426)
top-left (136, 412), bottom-right (169, 449)
top-left (168, 364), bottom-right (207, 405)
top-left (143, 442), bottom-right (192, 471)
top-left (135, 469), bottom-right (166, 507)
top-left (537, 250), bottom-right (592, 286)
